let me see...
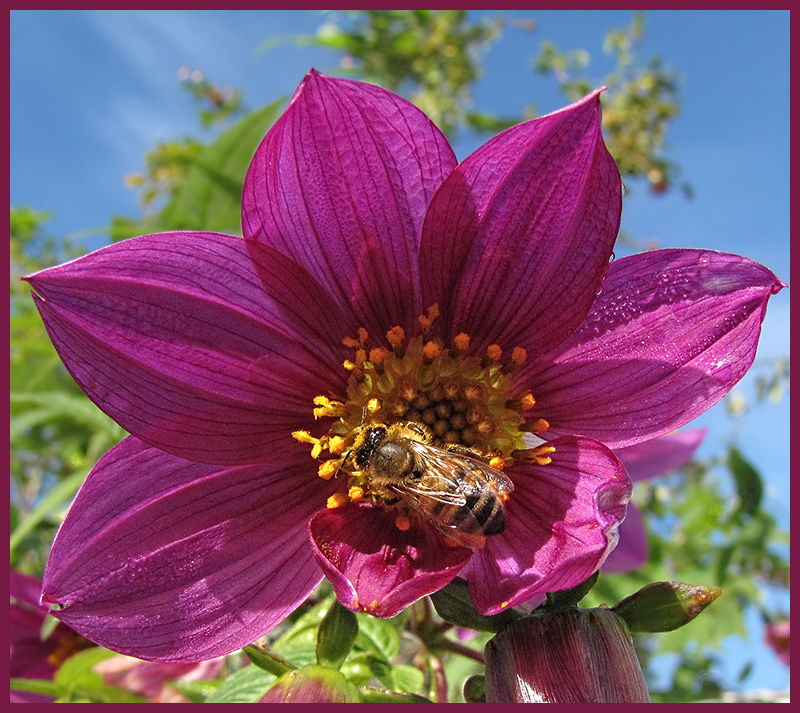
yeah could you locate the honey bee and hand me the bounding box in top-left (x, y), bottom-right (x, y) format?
top-left (347, 422), bottom-right (514, 549)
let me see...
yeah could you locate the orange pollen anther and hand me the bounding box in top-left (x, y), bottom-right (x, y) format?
top-left (367, 397), bottom-right (382, 414)
top-left (348, 485), bottom-right (365, 502)
top-left (369, 347), bottom-right (387, 366)
top-left (489, 455), bottom-right (506, 470)
top-left (327, 435), bottom-right (346, 455)
top-left (531, 418), bottom-right (550, 433)
top-left (486, 344), bottom-right (502, 361)
top-left (318, 460), bottom-right (339, 480)
top-left (511, 347), bottom-right (527, 365)
top-left (520, 393), bottom-right (536, 410)
top-left (394, 515), bottom-right (411, 531)
top-left (422, 341), bottom-right (441, 361)
top-left (386, 325), bottom-right (406, 349)
top-left (453, 332), bottom-right (470, 351)
top-left (327, 493), bottom-right (348, 509)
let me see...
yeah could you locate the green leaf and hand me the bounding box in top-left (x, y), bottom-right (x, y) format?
top-left (206, 664), bottom-right (276, 703)
top-left (354, 611), bottom-right (400, 660)
top-left (392, 663), bottom-right (425, 694)
top-left (54, 646), bottom-right (116, 689)
top-left (728, 446), bottom-right (763, 516)
top-left (158, 97), bottom-right (286, 233)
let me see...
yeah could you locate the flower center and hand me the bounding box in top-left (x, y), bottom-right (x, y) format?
top-left (293, 306), bottom-right (555, 522)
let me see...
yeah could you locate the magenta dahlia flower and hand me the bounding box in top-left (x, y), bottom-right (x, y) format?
top-left (603, 429), bottom-right (706, 573)
top-left (25, 70), bottom-right (783, 662)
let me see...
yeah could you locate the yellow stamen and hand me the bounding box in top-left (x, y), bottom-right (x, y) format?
top-left (326, 493), bottom-right (348, 509)
top-left (366, 397), bottom-right (382, 414)
top-left (328, 435), bottom-right (346, 456)
top-left (318, 460), bottom-right (339, 480)
top-left (489, 455), bottom-right (506, 470)
top-left (348, 485), bottom-right (365, 502)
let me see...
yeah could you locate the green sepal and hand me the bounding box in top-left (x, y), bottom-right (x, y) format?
top-left (429, 577), bottom-right (522, 632)
top-left (243, 644), bottom-right (296, 676)
top-left (544, 571), bottom-right (600, 610)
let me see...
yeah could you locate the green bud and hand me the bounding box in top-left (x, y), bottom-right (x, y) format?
top-left (316, 599), bottom-right (359, 670)
top-left (611, 581), bottom-right (723, 633)
top-left (463, 675), bottom-right (486, 703)
top-left (429, 577), bottom-right (521, 632)
top-left (485, 608), bottom-right (650, 703)
top-left (260, 664), bottom-right (361, 703)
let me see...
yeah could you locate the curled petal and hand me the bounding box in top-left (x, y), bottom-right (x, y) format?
top-left (524, 249), bottom-right (785, 448)
top-left (463, 436), bottom-right (631, 615)
top-left (601, 504), bottom-right (648, 574)
top-left (42, 437), bottom-right (334, 662)
top-left (24, 232), bottom-right (349, 465)
top-left (421, 88), bottom-right (621, 355)
top-left (243, 69), bottom-right (458, 336)
top-left (308, 503), bottom-right (472, 618)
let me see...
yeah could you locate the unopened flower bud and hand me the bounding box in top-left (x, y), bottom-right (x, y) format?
top-left (260, 664), bottom-right (361, 703)
top-left (485, 608), bottom-right (650, 703)
top-left (611, 581), bottom-right (723, 633)
top-left (316, 600), bottom-right (359, 670)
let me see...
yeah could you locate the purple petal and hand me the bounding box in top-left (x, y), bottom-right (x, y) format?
top-left (616, 429), bottom-right (705, 483)
top-left (308, 503), bottom-right (472, 618)
top-left (243, 69), bottom-right (458, 336)
top-left (420, 89), bottom-right (621, 355)
top-left (462, 436), bottom-right (631, 615)
top-left (24, 232), bottom-right (351, 465)
top-left (601, 504), bottom-right (648, 573)
top-left (524, 249), bottom-right (785, 448)
top-left (42, 437), bottom-right (336, 662)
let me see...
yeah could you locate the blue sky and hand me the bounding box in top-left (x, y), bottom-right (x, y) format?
top-left (10, 10), bottom-right (790, 694)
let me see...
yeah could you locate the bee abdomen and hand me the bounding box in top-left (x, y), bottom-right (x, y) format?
top-left (465, 490), bottom-right (506, 535)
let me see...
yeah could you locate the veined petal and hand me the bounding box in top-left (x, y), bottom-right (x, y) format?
top-left (523, 249), bottom-right (785, 448)
top-left (420, 89), bottom-right (621, 355)
top-left (616, 429), bottom-right (705, 483)
top-left (463, 436), bottom-right (630, 615)
top-left (601, 504), bottom-right (648, 573)
top-left (243, 69), bottom-right (458, 336)
top-left (42, 437), bottom-right (334, 662)
top-left (308, 503), bottom-right (472, 618)
top-left (24, 232), bottom-right (350, 465)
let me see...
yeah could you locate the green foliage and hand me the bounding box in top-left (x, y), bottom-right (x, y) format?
top-left (535, 12), bottom-right (687, 198)
top-left (303, 10), bottom-right (516, 138)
